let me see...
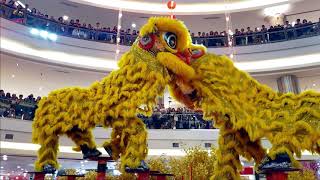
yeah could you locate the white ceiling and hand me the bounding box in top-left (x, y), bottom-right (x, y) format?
top-left (18, 0), bottom-right (319, 32)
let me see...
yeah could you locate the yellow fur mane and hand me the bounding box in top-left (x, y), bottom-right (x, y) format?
top-left (32, 44), bottom-right (171, 171)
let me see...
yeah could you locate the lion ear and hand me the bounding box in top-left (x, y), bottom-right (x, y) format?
top-left (138, 34), bottom-right (156, 50)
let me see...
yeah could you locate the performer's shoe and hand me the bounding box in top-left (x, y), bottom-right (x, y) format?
top-left (80, 144), bottom-right (102, 159)
top-left (103, 146), bottom-right (113, 157)
top-left (258, 152), bottom-right (292, 171)
top-left (42, 164), bottom-right (56, 174)
top-left (125, 160), bottom-right (150, 173)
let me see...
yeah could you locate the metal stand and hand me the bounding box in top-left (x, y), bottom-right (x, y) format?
top-left (266, 172), bottom-right (288, 180)
top-left (26, 172), bottom-right (45, 180)
top-left (150, 172), bottom-right (174, 180)
top-left (88, 156), bottom-right (113, 180)
top-left (58, 175), bottom-right (85, 180)
top-left (259, 168), bottom-right (299, 180)
top-left (130, 170), bottom-right (174, 180)
top-left (137, 172), bottom-right (150, 180)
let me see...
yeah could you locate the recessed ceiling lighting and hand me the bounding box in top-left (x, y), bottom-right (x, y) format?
top-left (11, 74), bottom-right (15, 78)
top-left (63, 15), bottom-right (69, 21)
top-left (0, 166), bottom-right (3, 169)
top-left (16, 63), bottom-right (19, 67)
top-left (40, 30), bottom-right (48, 39)
top-left (17, 166), bottom-right (20, 169)
top-left (131, 23), bottom-right (136, 28)
top-left (312, 83), bottom-right (316, 87)
top-left (30, 28), bottom-right (39, 35)
top-left (48, 33), bottom-right (58, 41)
top-left (264, 4), bottom-right (290, 17)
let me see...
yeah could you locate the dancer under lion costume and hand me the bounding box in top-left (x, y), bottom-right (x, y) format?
top-left (169, 44), bottom-right (320, 180)
top-left (32, 17), bottom-right (196, 173)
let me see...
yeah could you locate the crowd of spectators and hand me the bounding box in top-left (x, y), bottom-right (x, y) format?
top-left (0, 89), bottom-right (214, 129)
top-left (0, 89), bottom-right (40, 120)
top-left (1, 0), bottom-right (319, 47)
top-left (193, 18), bottom-right (320, 47)
top-left (0, 0), bottom-right (138, 44)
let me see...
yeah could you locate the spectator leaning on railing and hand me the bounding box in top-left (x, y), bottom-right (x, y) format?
top-left (0, 3), bottom-right (319, 47)
top-left (0, 89), bottom-right (214, 129)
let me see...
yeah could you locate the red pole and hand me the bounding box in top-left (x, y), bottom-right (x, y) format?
top-left (33, 173), bottom-right (45, 180)
top-left (96, 158), bottom-right (107, 180)
top-left (267, 172), bottom-right (288, 180)
top-left (137, 172), bottom-right (150, 180)
top-left (189, 164), bottom-right (192, 180)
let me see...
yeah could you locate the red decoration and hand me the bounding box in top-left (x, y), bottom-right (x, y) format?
top-left (240, 167), bottom-right (254, 175)
top-left (266, 172), bottom-right (288, 180)
top-left (167, 0), bottom-right (176, 10)
top-left (170, 14), bottom-right (176, 19)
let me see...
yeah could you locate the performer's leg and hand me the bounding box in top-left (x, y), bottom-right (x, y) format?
top-left (212, 122), bottom-right (242, 180)
top-left (235, 129), bottom-right (266, 164)
top-left (103, 120), bottom-right (126, 160)
top-left (66, 127), bottom-right (101, 159)
top-left (34, 132), bottom-right (59, 173)
top-left (120, 117), bottom-right (148, 171)
top-left (262, 121), bottom-right (314, 169)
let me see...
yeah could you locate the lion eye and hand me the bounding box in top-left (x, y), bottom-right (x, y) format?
top-left (163, 32), bottom-right (177, 49)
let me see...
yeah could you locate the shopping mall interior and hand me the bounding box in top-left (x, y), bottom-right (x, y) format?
top-left (0, 0), bottom-right (320, 179)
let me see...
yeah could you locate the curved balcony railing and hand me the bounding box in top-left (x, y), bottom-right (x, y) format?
top-left (0, 96), bottom-right (212, 129)
top-left (1, 4), bottom-right (320, 47)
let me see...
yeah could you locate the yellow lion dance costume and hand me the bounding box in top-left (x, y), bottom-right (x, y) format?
top-left (32, 17), bottom-right (196, 173)
top-left (170, 44), bottom-right (320, 180)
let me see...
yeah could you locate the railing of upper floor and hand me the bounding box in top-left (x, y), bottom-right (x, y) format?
top-left (1, 4), bottom-right (320, 48)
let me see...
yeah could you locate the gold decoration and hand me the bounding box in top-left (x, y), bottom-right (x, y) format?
top-left (288, 168), bottom-right (317, 180)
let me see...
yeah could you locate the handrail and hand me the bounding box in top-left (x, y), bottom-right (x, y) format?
top-left (1, 4), bottom-right (319, 48)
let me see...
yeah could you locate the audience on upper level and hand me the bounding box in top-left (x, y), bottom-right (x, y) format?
top-left (0, 89), bottom-right (40, 120)
top-left (0, 0), bottom-right (319, 47)
top-left (0, 89), bottom-right (213, 129)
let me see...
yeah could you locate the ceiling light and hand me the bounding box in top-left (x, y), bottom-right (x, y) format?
top-left (1, 38), bottom-right (119, 71)
top-left (312, 83), bottom-right (316, 87)
top-left (230, 54), bottom-right (234, 58)
top-left (48, 33), bottom-right (58, 41)
top-left (0, 166), bottom-right (3, 169)
top-left (30, 28), bottom-right (39, 35)
top-left (69, 0), bottom-right (291, 15)
top-left (63, 15), bottom-right (69, 21)
top-left (264, 4), bottom-right (290, 17)
top-left (16, 1), bottom-right (25, 8)
top-left (17, 166), bottom-right (20, 169)
top-left (39, 30), bottom-right (48, 39)
top-left (11, 74), bottom-right (15, 78)
top-left (131, 23), bottom-right (136, 28)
